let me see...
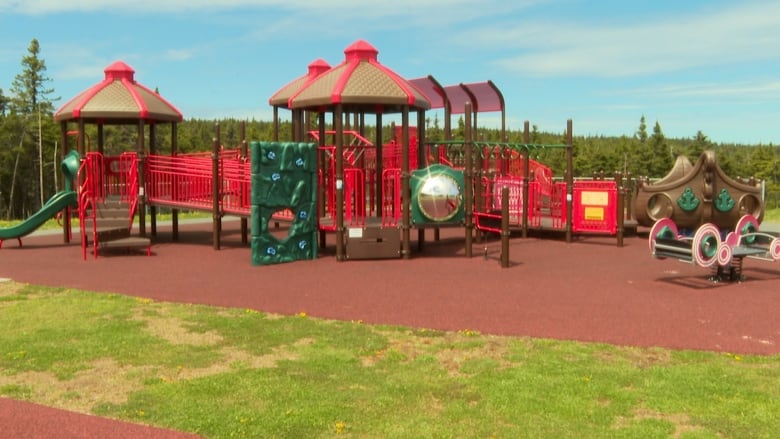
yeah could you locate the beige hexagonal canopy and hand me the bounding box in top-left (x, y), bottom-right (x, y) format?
top-left (54, 61), bottom-right (182, 123)
top-left (287, 40), bottom-right (430, 113)
top-left (268, 58), bottom-right (331, 108)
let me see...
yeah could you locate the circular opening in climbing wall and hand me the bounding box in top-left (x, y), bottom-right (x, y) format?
top-left (737, 194), bottom-right (763, 220)
top-left (647, 193), bottom-right (673, 222)
top-left (267, 209), bottom-right (293, 242)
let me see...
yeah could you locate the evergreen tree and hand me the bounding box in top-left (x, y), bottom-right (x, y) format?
top-left (688, 130), bottom-right (711, 160)
top-left (648, 121), bottom-right (671, 176)
top-left (0, 88), bottom-right (8, 116)
top-left (9, 39), bottom-right (57, 114)
top-left (634, 115), bottom-right (648, 144)
top-left (2, 38), bottom-right (59, 217)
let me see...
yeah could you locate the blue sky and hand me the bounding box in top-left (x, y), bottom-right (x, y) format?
top-left (1, 0), bottom-right (779, 145)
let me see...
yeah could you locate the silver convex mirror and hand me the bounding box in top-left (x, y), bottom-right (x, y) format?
top-left (417, 174), bottom-right (462, 221)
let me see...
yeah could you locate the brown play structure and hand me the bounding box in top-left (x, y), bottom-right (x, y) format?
top-left (633, 150), bottom-right (764, 231)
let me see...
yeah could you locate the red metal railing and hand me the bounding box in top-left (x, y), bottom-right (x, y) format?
top-left (381, 168), bottom-right (402, 227)
top-left (145, 154), bottom-right (216, 211)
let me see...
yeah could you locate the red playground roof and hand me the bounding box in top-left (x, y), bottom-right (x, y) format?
top-left (54, 61), bottom-right (183, 123)
top-left (287, 40), bottom-right (431, 113)
top-left (268, 58), bottom-right (331, 108)
top-left (408, 77), bottom-right (505, 115)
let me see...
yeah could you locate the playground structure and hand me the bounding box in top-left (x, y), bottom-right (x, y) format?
top-left (634, 150), bottom-right (764, 230)
top-left (640, 151), bottom-right (776, 281)
top-left (648, 215), bottom-right (780, 282)
top-left (28, 40), bottom-right (633, 263)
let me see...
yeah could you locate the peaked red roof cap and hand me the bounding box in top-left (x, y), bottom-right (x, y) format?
top-left (344, 39), bottom-right (378, 62)
top-left (54, 60), bottom-right (183, 122)
top-left (286, 40), bottom-right (430, 111)
top-left (308, 58), bottom-right (331, 76)
top-left (104, 61), bottom-right (135, 81)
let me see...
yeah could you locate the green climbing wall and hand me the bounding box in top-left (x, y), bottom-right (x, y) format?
top-left (251, 141), bottom-right (318, 265)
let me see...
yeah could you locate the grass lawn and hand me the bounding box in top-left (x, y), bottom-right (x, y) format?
top-left (1, 281), bottom-right (778, 438)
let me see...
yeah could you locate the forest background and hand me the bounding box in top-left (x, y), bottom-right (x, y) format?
top-left (1, 39), bottom-right (777, 220)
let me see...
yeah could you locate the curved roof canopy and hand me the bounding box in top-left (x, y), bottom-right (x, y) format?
top-left (54, 61), bottom-right (183, 123)
top-left (269, 58), bottom-right (331, 108)
top-left (288, 40), bottom-right (430, 113)
top-left (409, 77), bottom-right (504, 115)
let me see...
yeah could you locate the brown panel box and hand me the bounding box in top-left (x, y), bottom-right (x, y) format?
top-left (346, 226), bottom-right (400, 260)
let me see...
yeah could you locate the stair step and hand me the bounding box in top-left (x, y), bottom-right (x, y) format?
top-left (95, 206), bottom-right (129, 218)
top-left (99, 236), bottom-right (152, 256)
top-left (84, 218), bottom-right (129, 228)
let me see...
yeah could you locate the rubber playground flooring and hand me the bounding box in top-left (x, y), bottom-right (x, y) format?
top-left (1, 219), bottom-right (779, 437)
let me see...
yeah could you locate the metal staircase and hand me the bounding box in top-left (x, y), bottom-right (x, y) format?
top-left (81, 197), bottom-right (150, 259)
top-left (78, 152), bottom-right (151, 259)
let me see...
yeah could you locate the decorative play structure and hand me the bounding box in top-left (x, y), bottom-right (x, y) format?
top-left (12, 40), bottom-right (730, 266)
top-left (642, 151), bottom-right (778, 281)
top-left (634, 151), bottom-right (764, 230)
top-left (267, 40), bottom-right (628, 263)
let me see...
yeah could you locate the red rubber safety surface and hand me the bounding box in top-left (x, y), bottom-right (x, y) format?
top-left (1, 220), bottom-right (779, 438)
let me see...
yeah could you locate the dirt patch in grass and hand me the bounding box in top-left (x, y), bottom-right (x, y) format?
top-left (364, 329), bottom-right (513, 375)
top-left (131, 307), bottom-right (224, 346)
top-left (0, 358), bottom-right (152, 414)
top-left (595, 346), bottom-right (672, 369)
top-left (613, 407), bottom-right (703, 437)
top-left (0, 279), bottom-right (22, 296)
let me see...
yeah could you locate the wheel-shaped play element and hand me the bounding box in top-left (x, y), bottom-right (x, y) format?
top-left (735, 214), bottom-right (759, 244)
top-left (649, 218), bottom-right (679, 252)
top-left (692, 223), bottom-right (721, 268)
top-left (716, 243), bottom-right (733, 267)
top-left (770, 237), bottom-right (780, 261)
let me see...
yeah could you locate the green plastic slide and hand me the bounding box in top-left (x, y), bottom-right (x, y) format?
top-left (0, 190), bottom-right (78, 244)
top-left (0, 149), bottom-right (80, 246)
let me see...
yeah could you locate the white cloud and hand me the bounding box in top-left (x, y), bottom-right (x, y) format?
top-left (469, 1), bottom-right (780, 78)
top-left (1, 0), bottom-right (537, 18)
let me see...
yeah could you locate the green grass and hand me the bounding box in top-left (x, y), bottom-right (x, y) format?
top-left (1, 281), bottom-right (778, 438)
top-left (763, 208), bottom-right (780, 224)
top-left (0, 210), bottom-right (212, 231)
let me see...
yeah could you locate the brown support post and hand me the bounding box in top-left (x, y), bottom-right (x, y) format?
top-left (464, 103), bottom-right (473, 258)
top-left (624, 172), bottom-right (633, 223)
top-left (61, 121), bottom-right (71, 243)
top-left (212, 124), bottom-right (221, 250)
top-left (565, 119), bottom-right (574, 243)
top-left (272, 106), bottom-right (279, 142)
top-left (401, 108), bottom-right (411, 259)
top-left (78, 119), bottom-right (86, 156)
top-left (171, 122), bottom-right (179, 241)
top-left (501, 186), bottom-right (510, 268)
top-left (149, 123), bottom-right (157, 237)
top-left (417, 110), bottom-right (425, 251)
top-left (97, 124), bottom-right (104, 155)
top-left (318, 112), bottom-right (327, 250)
top-left (240, 120), bottom-right (248, 244)
top-left (375, 113), bottom-right (383, 216)
top-left (522, 121), bottom-right (530, 238)
top-left (335, 106), bottom-right (345, 261)
top-left (137, 120), bottom-right (146, 237)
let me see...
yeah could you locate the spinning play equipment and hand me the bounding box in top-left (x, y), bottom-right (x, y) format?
top-left (634, 151), bottom-right (764, 230)
top-left (649, 215), bottom-right (780, 281)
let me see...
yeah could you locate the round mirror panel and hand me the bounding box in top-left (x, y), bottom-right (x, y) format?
top-left (417, 173), bottom-right (462, 222)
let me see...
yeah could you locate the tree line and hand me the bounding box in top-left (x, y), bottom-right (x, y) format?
top-left (1, 39), bottom-right (778, 220)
